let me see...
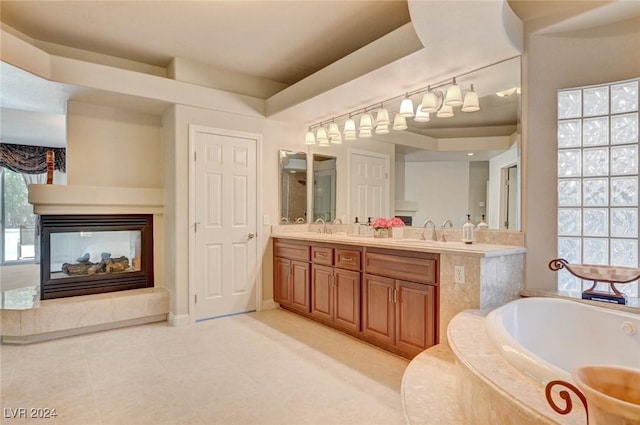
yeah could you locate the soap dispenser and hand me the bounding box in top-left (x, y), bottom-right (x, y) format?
top-left (462, 214), bottom-right (474, 244)
top-left (477, 214), bottom-right (488, 230)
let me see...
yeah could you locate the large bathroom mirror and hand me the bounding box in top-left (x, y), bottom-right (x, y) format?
top-left (312, 154), bottom-right (337, 222)
top-left (279, 150), bottom-right (308, 223)
top-left (394, 56), bottom-right (521, 230)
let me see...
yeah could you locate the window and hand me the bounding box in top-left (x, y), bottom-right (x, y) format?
top-left (557, 78), bottom-right (640, 297)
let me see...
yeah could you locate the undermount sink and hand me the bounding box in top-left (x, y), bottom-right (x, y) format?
top-left (390, 239), bottom-right (447, 246)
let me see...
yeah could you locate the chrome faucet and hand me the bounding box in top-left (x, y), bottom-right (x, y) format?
top-left (440, 219), bottom-right (454, 242)
top-left (421, 220), bottom-right (437, 241)
top-left (295, 217), bottom-right (306, 224)
top-left (315, 218), bottom-right (327, 234)
top-left (280, 217), bottom-right (289, 223)
top-left (332, 218), bottom-right (342, 224)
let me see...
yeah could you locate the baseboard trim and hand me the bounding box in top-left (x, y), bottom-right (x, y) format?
top-left (168, 312), bottom-right (191, 326)
top-left (259, 299), bottom-right (278, 311)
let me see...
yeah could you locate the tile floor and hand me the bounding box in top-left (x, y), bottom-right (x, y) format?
top-left (0, 309), bottom-right (408, 425)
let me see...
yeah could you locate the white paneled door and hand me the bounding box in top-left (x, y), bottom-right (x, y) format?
top-left (349, 151), bottom-right (389, 222)
top-left (191, 126), bottom-right (258, 321)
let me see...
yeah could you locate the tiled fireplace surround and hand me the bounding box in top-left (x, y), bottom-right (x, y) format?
top-left (0, 184), bottom-right (170, 343)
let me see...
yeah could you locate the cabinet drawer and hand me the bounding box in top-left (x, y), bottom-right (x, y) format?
top-left (335, 249), bottom-right (361, 270)
top-left (312, 247), bottom-right (334, 265)
top-left (274, 241), bottom-right (310, 261)
top-left (364, 252), bottom-right (436, 285)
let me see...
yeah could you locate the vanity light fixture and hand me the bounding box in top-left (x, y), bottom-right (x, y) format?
top-left (461, 84), bottom-right (480, 112)
top-left (375, 107), bottom-right (390, 126)
top-left (444, 77), bottom-right (463, 107)
top-left (413, 106), bottom-right (430, 122)
top-left (399, 95), bottom-right (415, 117)
top-left (316, 127), bottom-right (329, 144)
top-left (392, 113), bottom-right (408, 130)
top-left (327, 122), bottom-right (341, 139)
top-left (466, 152), bottom-right (475, 156)
top-left (436, 104), bottom-right (454, 118)
top-left (304, 129), bottom-right (316, 145)
top-left (375, 123), bottom-right (390, 135)
top-left (420, 87), bottom-right (441, 113)
top-left (301, 56), bottom-right (519, 145)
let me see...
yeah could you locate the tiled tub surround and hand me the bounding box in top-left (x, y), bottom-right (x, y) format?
top-left (448, 309), bottom-right (586, 425)
top-left (270, 227), bottom-right (526, 343)
top-left (1, 287), bottom-right (169, 343)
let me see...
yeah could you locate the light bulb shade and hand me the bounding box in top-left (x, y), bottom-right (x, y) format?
top-left (420, 90), bottom-right (440, 113)
top-left (414, 106), bottom-right (430, 122)
top-left (316, 127), bottom-right (329, 143)
top-left (399, 98), bottom-right (415, 117)
top-left (392, 114), bottom-right (407, 130)
top-left (359, 113), bottom-right (373, 130)
top-left (375, 108), bottom-right (390, 126)
top-left (375, 124), bottom-right (389, 135)
top-left (436, 104), bottom-right (454, 118)
top-left (330, 134), bottom-right (342, 144)
top-left (318, 138), bottom-right (330, 147)
top-left (305, 130), bottom-right (316, 145)
top-left (344, 132), bottom-right (357, 141)
top-left (327, 122), bottom-right (340, 138)
top-left (461, 86), bottom-right (480, 112)
top-left (359, 128), bottom-right (373, 138)
top-left (444, 80), bottom-right (463, 107)
top-left (343, 118), bottom-right (356, 134)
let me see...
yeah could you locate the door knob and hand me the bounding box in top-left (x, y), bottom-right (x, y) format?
top-left (247, 232), bottom-right (256, 239)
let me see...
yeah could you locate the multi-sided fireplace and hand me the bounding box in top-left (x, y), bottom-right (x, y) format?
top-left (40, 214), bottom-right (154, 300)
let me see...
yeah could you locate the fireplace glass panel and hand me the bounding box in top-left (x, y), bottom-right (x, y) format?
top-left (49, 230), bottom-right (142, 280)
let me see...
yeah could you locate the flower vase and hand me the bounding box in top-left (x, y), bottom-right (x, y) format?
top-left (373, 228), bottom-right (389, 238)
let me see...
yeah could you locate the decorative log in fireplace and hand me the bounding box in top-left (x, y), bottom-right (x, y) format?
top-left (40, 214), bottom-right (154, 300)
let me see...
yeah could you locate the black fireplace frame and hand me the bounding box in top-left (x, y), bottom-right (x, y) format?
top-left (40, 214), bottom-right (154, 300)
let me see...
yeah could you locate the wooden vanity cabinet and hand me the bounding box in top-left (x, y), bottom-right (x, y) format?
top-left (362, 249), bottom-right (438, 357)
top-left (311, 245), bottom-right (361, 333)
top-left (273, 239), bottom-right (311, 314)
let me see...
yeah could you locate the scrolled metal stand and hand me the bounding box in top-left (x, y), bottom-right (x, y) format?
top-left (545, 380), bottom-right (589, 425)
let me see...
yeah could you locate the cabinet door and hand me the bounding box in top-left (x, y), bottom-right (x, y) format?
top-left (362, 274), bottom-right (395, 345)
top-left (395, 280), bottom-right (436, 355)
top-left (290, 260), bottom-right (310, 313)
top-left (311, 264), bottom-right (333, 321)
top-left (333, 268), bottom-right (361, 332)
top-left (274, 257), bottom-right (291, 305)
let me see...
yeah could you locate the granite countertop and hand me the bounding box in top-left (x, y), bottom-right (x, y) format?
top-left (271, 231), bottom-right (527, 258)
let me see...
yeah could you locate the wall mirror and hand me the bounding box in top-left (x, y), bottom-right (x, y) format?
top-left (312, 155), bottom-right (336, 222)
top-left (394, 56), bottom-right (522, 230)
top-left (279, 150), bottom-right (307, 223)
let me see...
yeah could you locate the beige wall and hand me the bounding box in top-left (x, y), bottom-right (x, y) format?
top-left (523, 18), bottom-right (640, 290)
top-left (66, 101), bottom-right (163, 188)
top-left (163, 103), bottom-right (302, 317)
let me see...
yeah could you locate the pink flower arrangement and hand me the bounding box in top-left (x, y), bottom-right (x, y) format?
top-left (388, 217), bottom-right (406, 227)
top-left (371, 217), bottom-right (405, 229)
top-left (371, 217), bottom-right (389, 230)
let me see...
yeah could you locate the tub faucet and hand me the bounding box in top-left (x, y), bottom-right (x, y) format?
top-left (315, 218), bottom-right (327, 234)
top-left (421, 220), bottom-right (437, 241)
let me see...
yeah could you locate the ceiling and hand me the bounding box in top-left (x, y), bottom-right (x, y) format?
top-left (2, 0), bottom-right (636, 155)
top-left (0, 0), bottom-right (411, 86)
